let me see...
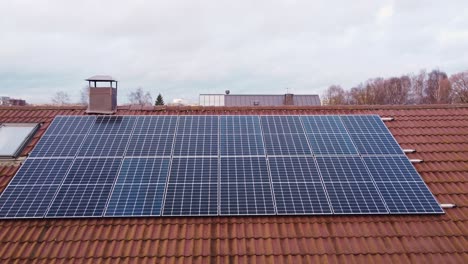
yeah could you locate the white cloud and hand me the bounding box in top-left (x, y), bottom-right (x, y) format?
top-left (0, 0), bottom-right (467, 104)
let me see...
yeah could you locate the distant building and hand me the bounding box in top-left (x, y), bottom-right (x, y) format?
top-left (199, 93), bottom-right (321, 107)
top-left (0, 96), bottom-right (27, 106)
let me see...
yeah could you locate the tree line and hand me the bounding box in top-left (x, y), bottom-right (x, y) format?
top-left (322, 69), bottom-right (468, 105)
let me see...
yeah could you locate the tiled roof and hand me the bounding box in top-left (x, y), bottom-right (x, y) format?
top-left (0, 104), bottom-right (467, 263)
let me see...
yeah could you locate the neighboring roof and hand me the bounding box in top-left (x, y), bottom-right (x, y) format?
top-left (85, 75), bottom-right (116, 82)
top-left (0, 104), bottom-right (467, 263)
top-left (199, 94), bottom-right (321, 106)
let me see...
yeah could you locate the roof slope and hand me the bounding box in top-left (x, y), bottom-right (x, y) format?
top-left (0, 105), bottom-right (467, 263)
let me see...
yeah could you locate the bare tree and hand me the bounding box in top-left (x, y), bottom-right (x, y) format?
top-left (409, 70), bottom-right (426, 104)
top-left (51, 91), bottom-right (70, 105)
top-left (128, 87), bottom-right (152, 106)
top-left (450, 71), bottom-right (468, 103)
top-left (322, 85), bottom-right (347, 105)
top-left (79, 86), bottom-right (89, 105)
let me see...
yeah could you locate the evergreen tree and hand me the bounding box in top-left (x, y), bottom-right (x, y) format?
top-left (155, 93), bottom-right (165, 105)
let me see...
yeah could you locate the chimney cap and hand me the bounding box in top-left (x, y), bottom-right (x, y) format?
top-left (85, 75), bottom-right (117, 82)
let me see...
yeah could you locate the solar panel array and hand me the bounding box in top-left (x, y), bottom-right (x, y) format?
top-left (0, 115), bottom-right (444, 218)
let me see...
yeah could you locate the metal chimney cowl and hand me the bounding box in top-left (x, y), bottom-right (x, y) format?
top-left (85, 75), bottom-right (118, 114)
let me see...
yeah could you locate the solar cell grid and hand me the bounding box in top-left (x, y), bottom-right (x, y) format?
top-left (89, 116), bottom-right (137, 134)
top-left (220, 183), bottom-right (275, 215)
top-left (77, 134), bottom-right (130, 157)
top-left (220, 116), bottom-right (261, 134)
top-left (263, 133), bottom-right (312, 155)
top-left (269, 157), bottom-right (321, 182)
top-left (133, 116), bottom-right (177, 135)
top-left (115, 158), bottom-right (170, 185)
top-left (316, 157), bottom-right (374, 182)
top-left (177, 116), bottom-right (218, 134)
top-left (301, 116), bottom-right (347, 134)
top-left (307, 133), bottom-right (358, 155)
top-left (163, 183), bottom-right (218, 216)
top-left (45, 116), bottom-right (96, 135)
top-left (364, 156), bottom-right (422, 182)
top-left (350, 133), bottom-right (403, 155)
top-left (0, 184), bottom-right (59, 218)
top-left (106, 184), bottom-right (166, 216)
top-left (220, 157), bottom-right (270, 183)
top-left (220, 134), bottom-right (265, 156)
top-left (325, 182), bottom-right (388, 214)
top-left (260, 116), bottom-right (304, 134)
top-left (169, 158), bottom-right (218, 184)
top-left (376, 181), bottom-right (444, 214)
top-left (173, 134), bottom-right (218, 156)
top-left (126, 134), bottom-right (174, 156)
top-left (341, 115), bottom-right (389, 134)
top-left (273, 182), bottom-right (331, 214)
top-left (63, 158), bottom-right (122, 185)
top-left (29, 135), bottom-right (86, 157)
top-left (8, 158), bottom-right (73, 186)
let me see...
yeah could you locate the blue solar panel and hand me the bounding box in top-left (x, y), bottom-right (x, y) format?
top-left (307, 133), bottom-right (358, 155)
top-left (220, 134), bottom-right (265, 156)
top-left (301, 116), bottom-right (347, 134)
top-left (29, 135), bottom-right (86, 157)
top-left (77, 134), bottom-right (130, 157)
top-left (0, 114), bottom-right (444, 219)
top-left (163, 183), bottom-right (218, 216)
top-left (325, 182), bottom-right (388, 214)
top-left (89, 116), bottom-right (137, 134)
top-left (133, 116), bottom-right (177, 135)
top-left (0, 185), bottom-right (59, 218)
top-left (341, 115), bottom-right (389, 134)
top-left (45, 116), bottom-right (96, 135)
top-left (63, 158), bottom-right (121, 185)
top-left (263, 134), bottom-right (311, 155)
top-left (169, 158), bottom-right (218, 184)
top-left (115, 158), bottom-right (170, 185)
top-left (350, 133), bottom-right (403, 155)
top-left (106, 184), bottom-right (166, 216)
top-left (376, 181), bottom-right (444, 214)
top-left (177, 116), bottom-right (218, 134)
top-left (173, 134), bottom-right (218, 156)
top-left (273, 182), bottom-right (331, 214)
top-left (220, 116), bottom-right (261, 134)
top-left (220, 183), bottom-right (275, 215)
top-left (364, 156), bottom-right (422, 182)
top-left (316, 157), bottom-right (374, 182)
top-left (126, 134), bottom-right (174, 156)
top-left (47, 184), bottom-right (113, 217)
top-left (269, 156), bottom-right (321, 182)
top-left (260, 116), bottom-right (304, 134)
top-left (8, 158), bottom-right (73, 186)
top-left (220, 157), bottom-right (270, 183)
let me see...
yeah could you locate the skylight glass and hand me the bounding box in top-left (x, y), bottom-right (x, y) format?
top-left (0, 123), bottom-right (39, 158)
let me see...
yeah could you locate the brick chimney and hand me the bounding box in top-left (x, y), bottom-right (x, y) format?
top-left (85, 75), bottom-right (117, 114)
top-left (284, 93), bottom-right (294, 105)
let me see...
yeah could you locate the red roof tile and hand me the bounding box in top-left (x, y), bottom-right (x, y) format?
top-left (0, 104), bottom-right (467, 263)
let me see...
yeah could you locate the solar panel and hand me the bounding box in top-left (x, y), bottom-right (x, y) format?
top-left (263, 134), bottom-right (311, 155)
top-left (173, 134), bottom-right (218, 156)
top-left (126, 134), bottom-right (174, 156)
top-left (45, 116), bottom-right (96, 135)
top-left (350, 133), bottom-right (404, 155)
top-left (29, 135), bottom-right (86, 157)
top-left (301, 116), bottom-right (347, 134)
top-left (341, 115), bottom-right (390, 134)
top-left (0, 114), bottom-right (444, 219)
top-left (77, 134), bottom-right (130, 157)
top-left (220, 134), bottom-right (265, 156)
top-left (220, 116), bottom-right (261, 134)
top-left (177, 116), bottom-right (218, 134)
top-left (260, 116), bottom-right (304, 134)
top-left (133, 116), bottom-right (177, 135)
top-left (88, 116), bottom-right (137, 134)
top-left (307, 133), bottom-right (358, 155)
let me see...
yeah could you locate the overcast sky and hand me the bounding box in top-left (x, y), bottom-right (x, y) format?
top-left (1, 0), bottom-right (467, 104)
